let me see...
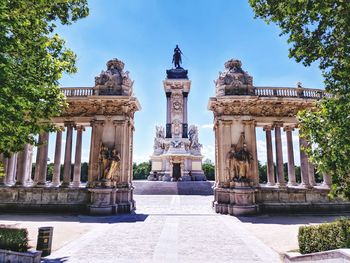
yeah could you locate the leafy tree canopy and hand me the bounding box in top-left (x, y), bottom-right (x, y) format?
top-left (0, 0), bottom-right (88, 156)
top-left (249, 0), bottom-right (350, 198)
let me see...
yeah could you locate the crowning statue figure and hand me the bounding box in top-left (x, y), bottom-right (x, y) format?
top-left (173, 45), bottom-right (183, 68)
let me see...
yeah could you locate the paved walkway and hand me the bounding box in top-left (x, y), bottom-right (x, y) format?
top-left (43, 195), bottom-right (280, 263)
top-left (0, 195), bottom-right (348, 262)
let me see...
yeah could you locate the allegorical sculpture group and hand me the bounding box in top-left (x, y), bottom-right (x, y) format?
top-left (226, 132), bottom-right (253, 182)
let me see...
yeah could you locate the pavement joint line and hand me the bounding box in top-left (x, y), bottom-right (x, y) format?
top-left (220, 215), bottom-right (281, 262)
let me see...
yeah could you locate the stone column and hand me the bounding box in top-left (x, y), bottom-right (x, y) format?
top-left (299, 135), bottom-right (310, 188)
top-left (62, 122), bottom-right (74, 187)
top-left (182, 92), bottom-right (188, 138)
top-left (5, 154), bottom-right (17, 185)
top-left (274, 122), bottom-right (286, 187)
top-left (322, 172), bottom-right (332, 188)
top-left (52, 130), bottom-right (63, 187)
top-left (166, 92), bottom-right (172, 138)
top-left (34, 132), bottom-right (49, 186)
top-left (72, 125), bottom-right (84, 187)
top-left (263, 125), bottom-right (275, 186)
top-left (308, 162), bottom-right (316, 186)
top-left (243, 120), bottom-right (259, 186)
top-left (15, 144), bottom-right (30, 186)
top-left (88, 120), bottom-right (104, 184)
top-left (284, 126), bottom-right (297, 186)
top-left (1, 155), bottom-right (8, 185)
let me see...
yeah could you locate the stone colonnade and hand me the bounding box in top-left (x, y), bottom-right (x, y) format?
top-left (1, 122), bottom-right (87, 188)
top-left (262, 123), bottom-right (331, 188)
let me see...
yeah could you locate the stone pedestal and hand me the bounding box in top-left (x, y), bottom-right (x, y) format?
top-left (213, 184), bottom-right (259, 216)
top-left (88, 188), bottom-right (114, 215)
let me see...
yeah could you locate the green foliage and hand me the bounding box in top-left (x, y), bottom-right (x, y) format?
top-left (0, 227), bottom-right (29, 252)
top-left (202, 159), bottom-right (215, 181)
top-left (0, 0), bottom-right (89, 156)
top-left (298, 219), bottom-right (350, 254)
top-left (0, 162), bottom-right (4, 178)
top-left (249, 0), bottom-right (350, 198)
top-left (133, 161), bottom-right (151, 180)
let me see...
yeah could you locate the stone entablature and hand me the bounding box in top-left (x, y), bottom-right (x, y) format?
top-left (208, 96), bottom-right (316, 118)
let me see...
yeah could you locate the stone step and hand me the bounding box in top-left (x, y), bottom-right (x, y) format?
top-left (132, 180), bottom-right (214, 195)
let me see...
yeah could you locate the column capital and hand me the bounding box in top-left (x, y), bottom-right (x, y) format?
top-left (263, 125), bottom-right (273, 132)
top-left (283, 125), bottom-right (295, 132)
top-left (273, 121), bottom-right (284, 128)
top-left (90, 120), bottom-right (105, 127)
top-left (75, 125), bottom-right (85, 132)
top-left (64, 121), bottom-right (75, 127)
top-left (242, 119), bottom-right (256, 126)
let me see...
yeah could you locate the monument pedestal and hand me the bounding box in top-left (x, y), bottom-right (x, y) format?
top-left (88, 184), bottom-right (135, 215)
top-left (88, 188), bottom-right (114, 215)
top-left (214, 184), bottom-right (259, 216)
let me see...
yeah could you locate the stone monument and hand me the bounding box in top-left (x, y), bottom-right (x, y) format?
top-left (86, 58), bottom-right (140, 214)
top-left (148, 46), bottom-right (205, 181)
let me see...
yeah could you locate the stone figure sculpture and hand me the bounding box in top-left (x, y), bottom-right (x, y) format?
top-left (173, 45), bottom-right (183, 68)
top-left (226, 133), bottom-right (253, 181)
top-left (188, 125), bottom-right (202, 151)
top-left (153, 126), bottom-right (165, 153)
top-left (214, 59), bottom-right (253, 96)
top-left (94, 58), bottom-right (133, 96)
top-left (99, 144), bottom-right (121, 182)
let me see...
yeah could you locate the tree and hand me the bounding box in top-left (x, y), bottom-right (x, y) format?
top-left (0, 1), bottom-right (89, 156)
top-left (202, 159), bottom-right (215, 181)
top-left (249, 0), bottom-right (350, 198)
top-left (133, 161), bottom-right (152, 180)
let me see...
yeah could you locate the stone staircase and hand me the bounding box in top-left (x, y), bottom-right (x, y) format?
top-left (132, 180), bottom-right (214, 195)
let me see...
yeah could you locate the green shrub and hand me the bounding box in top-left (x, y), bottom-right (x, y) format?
top-left (298, 219), bottom-right (350, 254)
top-left (0, 227), bottom-right (29, 252)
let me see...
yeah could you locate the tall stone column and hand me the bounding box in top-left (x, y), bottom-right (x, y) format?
top-left (34, 132), bottom-right (49, 186)
top-left (284, 126), bottom-right (297, 186)
top-left (322, 172), bottom-right (332, 188)
top-left (88, 120), bottom-right (104, 184)
top-left (62, 122), bottom-right (74, 187)
top-left (166, 92), bottom-right (172, 138)
top-left (263, 125), bottom-right (275, 186)
top-left (73, 126), bottom-right (84, 187)
top-left (299, 135), bottom-right (310, 188)
top-left (5, 154), bottom-right (17, 185)
top-left (52, 130), bottom-right (63, 187)
top-left (182, 92), bottom-right (188, 138)
top-left (15, 144), bottom-right (30, 186)
top-left (243, 120), bottom-right (259, 186)
top-left (274, 122), bottom-right (286, 187)
top-left (308, 162), bottom-right (316, 186)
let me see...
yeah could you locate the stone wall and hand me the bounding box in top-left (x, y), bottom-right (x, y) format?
top-left (0, 187), bottom-right (89, 213)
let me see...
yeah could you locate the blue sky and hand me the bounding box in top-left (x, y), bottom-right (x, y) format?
top-left (47, 0), bottom-right (324, 165)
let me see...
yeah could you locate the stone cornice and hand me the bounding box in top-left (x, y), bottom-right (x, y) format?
top-left (208, 96), bottom-right (316, 118)
top-left (62, 96), bottom-right (141, 118)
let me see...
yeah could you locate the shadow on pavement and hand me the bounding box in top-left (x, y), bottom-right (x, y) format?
top-left (0, 213), bottom-right (149, 224)
top-left (237, 213), bottom-right (350, 225)
top-left (42, 257), bottom-right (69, 262)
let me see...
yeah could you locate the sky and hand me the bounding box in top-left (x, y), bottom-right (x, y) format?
top-left (44, 0), bottom-right (325, 166)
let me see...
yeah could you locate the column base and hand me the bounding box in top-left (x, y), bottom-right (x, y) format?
top-left (59, 182), bottom-right (71, 188)
top-left (287, 182), bottom-right (298, 187)
top-left (71, 181), bottom-right (81, 188)
top-left (33, 182), bottom-right (49, 188)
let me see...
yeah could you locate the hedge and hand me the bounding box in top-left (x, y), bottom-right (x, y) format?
top-left (0, 227), bottom-right (29, 252)
top-left (298, 219), bottom-right (350, 254)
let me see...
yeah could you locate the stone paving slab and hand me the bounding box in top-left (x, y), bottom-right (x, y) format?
top-left (44, 195), bottom-right (281, 263)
